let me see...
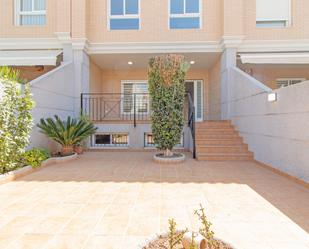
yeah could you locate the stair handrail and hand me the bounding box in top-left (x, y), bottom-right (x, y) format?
top-left (187, 93), bottom-right (196, 159)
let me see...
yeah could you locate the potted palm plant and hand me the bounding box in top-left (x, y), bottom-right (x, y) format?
top-left (37, 115), bottom-right (97, 156)
top-left (73, 142), bottom-right (84, 155)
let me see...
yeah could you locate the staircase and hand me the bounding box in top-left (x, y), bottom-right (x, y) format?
top-left (195, 121), bottom-right (254, 161)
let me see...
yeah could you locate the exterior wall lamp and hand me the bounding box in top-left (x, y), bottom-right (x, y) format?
top-left (268, 92), bottom-right (277, 102)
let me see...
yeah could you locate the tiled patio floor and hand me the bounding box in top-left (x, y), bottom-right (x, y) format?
top-left (0, 152), bottom-right (309, 249)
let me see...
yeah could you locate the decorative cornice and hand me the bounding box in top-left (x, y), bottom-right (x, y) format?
top-left (238, 39), bottom-right (309, 53)
top-left (1, 36), bottom-right (309, 55)
top-left (240, 52), bottom-right (309, 64)
top-left (0, 38), bottom-right (62, 50)
top-left (220, 36), bottom-right (246, 50)
top-left (54, 32), bottom-right (72, 45)
top-left (87, 41), bottom-right (222, 54)
top-left (72, 38), bottom-right (90, 51)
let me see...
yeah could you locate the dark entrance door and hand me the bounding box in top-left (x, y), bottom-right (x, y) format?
top-left (185, 81), bottom-right (194, 101)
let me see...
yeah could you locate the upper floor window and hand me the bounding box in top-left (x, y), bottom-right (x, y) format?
top-left (109, 0), bottom-right (140, 30)
top-left (15, 0), bottom-right (46, 26)
top-left (256, 0), bottom-right (291, 28)
top-left (169, 0), bottom-right (201, 29)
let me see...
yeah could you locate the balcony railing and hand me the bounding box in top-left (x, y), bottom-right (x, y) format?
top-left (81, 93), bottom-right (151, 126)
top-left (81, 92), bottom-right (196, 158)
top-left (81, 93), bottom-right (190, 125)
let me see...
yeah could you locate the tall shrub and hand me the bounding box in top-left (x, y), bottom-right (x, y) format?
top-left (148, 55), bottom-right (189, 157)
top-left (0, 67), bottom-right (34, 174)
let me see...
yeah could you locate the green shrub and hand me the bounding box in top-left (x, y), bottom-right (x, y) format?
top-left (0, 67), bottom-right (34, 174)
top-left (148, 54), bottom-right (189, 157)
top-left (194, 204), bottom-right (219, 248)
top-left (22, 148), bottom-right (50, 168)
top-left (167, 219), bottom-right (187, 249)
top-left (37, 115), bottom-right (97, 147)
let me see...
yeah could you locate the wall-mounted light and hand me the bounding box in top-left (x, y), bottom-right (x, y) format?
top-left (190, 61), bottom-right (195, 65)
top-left (128, 61), bottom-right (133, 65)
top-left (268, 92), bottom-right (277, 102)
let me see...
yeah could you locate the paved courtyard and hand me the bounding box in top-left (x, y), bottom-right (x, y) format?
top-left (0, 152), bottom-right (308, 249)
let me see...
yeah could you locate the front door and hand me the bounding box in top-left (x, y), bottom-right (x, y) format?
top-left (185, 80), bottom-right (203, 122)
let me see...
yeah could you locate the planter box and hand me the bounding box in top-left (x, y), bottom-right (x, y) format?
top-left (0, 153), bottom-right (78, 186)
top-left (138, 231), bottom-right (237, 249)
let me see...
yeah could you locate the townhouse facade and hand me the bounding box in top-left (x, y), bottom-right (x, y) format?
top-left (0, 0), bottom-right (308, 181)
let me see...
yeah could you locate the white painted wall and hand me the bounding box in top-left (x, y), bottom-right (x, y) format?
top-left (29, 62), bottom-right (75, 151)
top-left (93, 124), bottom-right (192, 150)
top-left (228, 67), bottom-right (309, 183)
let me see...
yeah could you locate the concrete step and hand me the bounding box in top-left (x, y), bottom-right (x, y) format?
top-left (195, 130), bottom-right (239, 139)
top-left (196, 145), bottom-right (248, 154)
top-left (196, 138), bottom-right (243, 146)
top-left (196, 123), bottom-right (233, 129)
top-left (197, 153), bottom-right (254, 161)
top-left (197, 120), bottom-right (231, 124)
top-left (194, 134), bottom-right (240, 139)
top-left (195, 120), bottom-right (254, 161)
top-left (196, 129), bottom-right (238, 135)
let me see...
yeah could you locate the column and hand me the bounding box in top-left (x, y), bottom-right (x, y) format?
top-left (220, 48), bottom-right (237, 120)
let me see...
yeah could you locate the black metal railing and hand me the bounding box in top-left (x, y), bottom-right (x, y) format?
top-left (187, 92), bottom-right (196, 159)
top-left (81, 93), bottom-right (150, 127)
top-left (81, 93), bottom-right (195, 157)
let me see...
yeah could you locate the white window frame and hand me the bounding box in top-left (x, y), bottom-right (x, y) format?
top-left (256, 20), bottom-right (290, 28)
top-left (121, 80), bottom-right (149, 115)
top-left (107, 0), bottom-right (141, 30)
top-left (186, 80), bottom-right (204, 122)
top-left (15, 0), bottom-right (46, 26)
top-left (91, 133), bottom-right (129, 148)
top-left (144, 132), bottom-right (184, 148)
top-left (256, 0), bottom-right (291, 28)
top-left (276, 78), bottom-right (306, 88)
top-left (168, 0), bottom-right (202, 30)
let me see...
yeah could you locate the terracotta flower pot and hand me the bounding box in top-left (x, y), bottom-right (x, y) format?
top-left (74, 146), bottom-right (83, 155)
top-left (61, 146), bottom-right (74, 156)
top-left (182, 232), bottom-right (206, 249)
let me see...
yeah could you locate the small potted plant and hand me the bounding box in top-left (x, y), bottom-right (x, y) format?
top-left (37, 115), bottom-right (97, 156)
top-left (74, 142), bottom-right (84, 155)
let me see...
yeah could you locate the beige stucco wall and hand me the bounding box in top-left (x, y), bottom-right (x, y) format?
top-left (89, 66), bottom-right (214, 120)
top-left (77, 0), bottom-right (222, 42)
top-left (90, 59), bottom-right (102, 92)
top-left (223, 0), bottom-right (244, 36)
top-left (0, 0), bottom-right (54, 38)
top-left (244, 0), bottom-right (309, 40)
top-left (2, 0), bottom-right (309, 41)
top-left (239, 65), bottom-right (309, 89)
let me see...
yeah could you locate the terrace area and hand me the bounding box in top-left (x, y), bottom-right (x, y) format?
top-left (0, 152), bottom-right (308, 249)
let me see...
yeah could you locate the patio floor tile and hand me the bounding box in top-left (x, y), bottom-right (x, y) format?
top-left (0, 151), bottom-right (308, 249)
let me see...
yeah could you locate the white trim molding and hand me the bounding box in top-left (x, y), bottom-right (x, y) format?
top-left (54, 32), bottom-right (72, 45)
top-left (0, 50), bottom-right (62, 66)
top-left (0, 38), bottom-right (62, 50)
top-left (238, 39), bottom-right (309, 53)
top-left (240, 53), bottom-right (309, 64)
top-left (220, 36), bottom-right (246, 50)
top-left (87, 41), bottom-right (221, 54)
